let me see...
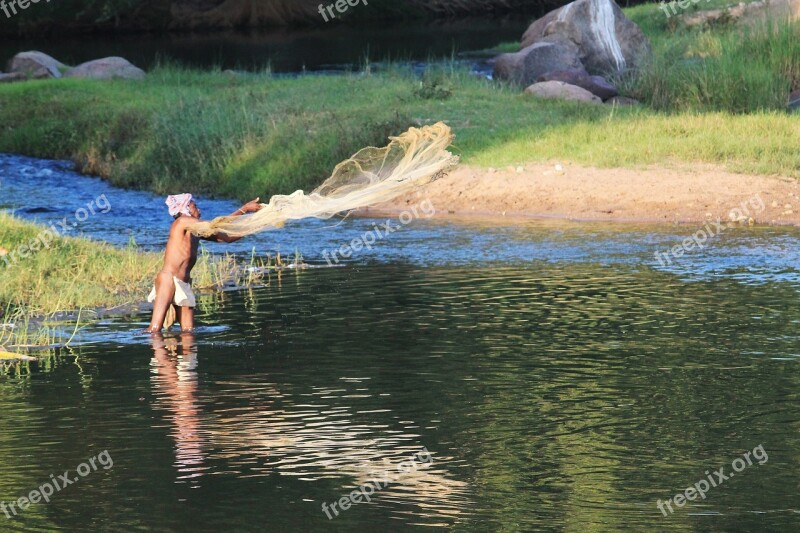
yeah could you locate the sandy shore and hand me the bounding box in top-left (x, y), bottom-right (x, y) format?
top-left (363, 163), bottom-right (800, 226)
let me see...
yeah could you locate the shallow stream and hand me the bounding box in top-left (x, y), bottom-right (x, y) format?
top-left (1, 154), bottom-right (799, 530)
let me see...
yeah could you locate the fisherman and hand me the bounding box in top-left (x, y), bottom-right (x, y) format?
top-left (146, 193), bottom-right (263, 333)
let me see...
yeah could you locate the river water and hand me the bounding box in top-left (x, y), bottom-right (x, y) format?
top-left (2, 154), bottom-right (800, 530)
top-left (0, 18), bottom-right (528, 76)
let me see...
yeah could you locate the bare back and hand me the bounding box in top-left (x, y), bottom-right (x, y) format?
top-left (161, 218), bottom-right (199, 282)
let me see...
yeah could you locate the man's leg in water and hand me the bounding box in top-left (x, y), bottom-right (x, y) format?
top-left (148, 271), bottom-right (176, 332)
top-left (179, 306), bottom-right (195, 332)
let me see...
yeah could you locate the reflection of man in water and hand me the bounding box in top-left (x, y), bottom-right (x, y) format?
top-left (150, 332), bottom-right (207, 480)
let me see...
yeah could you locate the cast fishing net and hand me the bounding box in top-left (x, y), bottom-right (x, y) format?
top-left (189, 122), bottom-right (458, 239)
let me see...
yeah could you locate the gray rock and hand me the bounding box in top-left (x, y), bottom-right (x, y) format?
top-left (537, 68), bottom-right (618, 100)
top-left (6, 51), bottom-right (66, 79)
top-left (605, 95), bottom-right (641, 106)
top-left (65, 57), bottom-right (145, 80)
top-left (521, 6), bottom-right (566, 48)
top-left (493, 38), bottom-right (583, 87)
top-left (520, 0), bottom-right (651, 75)
top-left (524, 81), bottom-right (603, 104)
top-left (0, 72), bottom-right (26, 83)
top-left (789, 90), bottom-right (800, 112)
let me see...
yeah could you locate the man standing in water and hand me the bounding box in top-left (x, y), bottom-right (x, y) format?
top-left (146, 193), bottom-right (263, 333)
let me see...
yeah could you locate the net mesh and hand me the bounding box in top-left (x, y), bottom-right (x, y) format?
top-left (189, 122), bottom-right (458, 239)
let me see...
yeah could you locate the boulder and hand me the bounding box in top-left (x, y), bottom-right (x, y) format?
top-left (0, 72), bottom-right (26, 84)
top-left (65, 57), bottom-right (145, 80)
top-left (6, 51), bottom-right (66, 79)
top-left (520, 0), bottom-right (651, 75)
top-left (493, 38), bottom-right (583, 87)
top-left (537, 68), bottom-right (618, 100)
top-left (524, 81), bottom-right (603, 104)
top-left (605, 95), bottom-right (640, 106)
top-left (789, 90), bottom-right (800, 112)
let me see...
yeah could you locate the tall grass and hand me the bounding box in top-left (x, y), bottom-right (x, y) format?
top-left (0, 213), bottom-right (161, 315)
top-left (623, 15), bottom-right (800, 112)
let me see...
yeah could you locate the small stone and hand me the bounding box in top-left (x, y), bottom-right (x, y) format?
top-left (536, 68), bottom-right (618, 100)
top-left (772, 201), bottom-right (779, 207)
top-left (785, 204), bottom-right (793, 209)
top-left (516, 166), bottom-right (524, 173)
top-left (524, 81), bottom-right (602, 104)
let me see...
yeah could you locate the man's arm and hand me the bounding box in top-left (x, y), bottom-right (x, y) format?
top-left (228, 198), bottom-right (262, 219)
top-left (196, 198), bottom-right (263, 243)
top-left (204, 231), bottom-right (238, 244)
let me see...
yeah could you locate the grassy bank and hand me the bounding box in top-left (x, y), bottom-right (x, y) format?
top-left (0, 213), bottom-right (160, 315)
top-left (0, 213), bottom-right (272, 350)
top-left (0, 6), bottom-right (799, 202)
top-left (0, 212), bottom-right (158, 350)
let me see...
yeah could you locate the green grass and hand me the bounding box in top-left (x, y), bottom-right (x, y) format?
top-left (0, 5), bottom-right (795, 193)
top-left (0, 212), bottom-right (161, 314)
top-left (0, 212), bottom-right (159, 350)
top-left (1, 38), bottom-right (799, 206)
top-left (623, 7), bottom-right (800, 113)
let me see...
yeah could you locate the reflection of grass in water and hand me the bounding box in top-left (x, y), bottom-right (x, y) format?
top-left (1, 307), bottom-right (55, 350)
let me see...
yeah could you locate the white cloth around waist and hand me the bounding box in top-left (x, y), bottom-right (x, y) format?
top-left (148, 276), bottom-right (196, 308)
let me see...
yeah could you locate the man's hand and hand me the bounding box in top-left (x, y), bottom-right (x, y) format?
top-left (240, 198), bottom-right (263, 214)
